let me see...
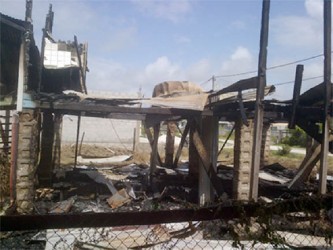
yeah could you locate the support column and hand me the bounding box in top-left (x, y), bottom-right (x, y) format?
top-left (319, 0), bottom-right (332, 195)
top-left (16, 110), bottom-right (39, 214)
top-left (37, 111), bottom-right (54, 186)
top-left (150, 123), bottom-right (160, 186)
top-left (165, 122), bottom-right (177, 167)
top-left (260, 122), bottom-right (271, 168)
top-left (189, 118), bottom-right (200, 178)
top-left (233, 119), bottom-right (253, 200)
top-left (250, 0), bottom-right (270, 201)
top-left (199, 116), bottom-right (219, 205)
top-left (52, 113), bottom-right (63, 170)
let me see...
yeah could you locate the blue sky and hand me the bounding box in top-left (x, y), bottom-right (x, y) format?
top-left (1, 0), bottom-right (330, 99)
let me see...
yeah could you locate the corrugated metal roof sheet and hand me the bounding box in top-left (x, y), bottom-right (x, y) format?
top-left (0, 12), bottom-right (29, 45)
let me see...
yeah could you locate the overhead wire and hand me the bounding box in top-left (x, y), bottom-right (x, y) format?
top-left (274, 75), bottom-right (323, 86)
top-left (214, 53), bottom-right (327, 79)
top-left (273, 74), bottom-right (333, 86)
top-left (200, 52), bottom-right (332, 87)
top-left (200, 77), bottom-right (212, 86)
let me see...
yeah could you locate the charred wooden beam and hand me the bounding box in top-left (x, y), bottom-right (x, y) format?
top-left (250, 0), bottom-right (270, 201)
top-left (191, 121), bottom-right (223, 197)
top-left (289, 64), bottom-right (304, 129)
top-left (165, 122), bottom-right (176, 167)
top-left (199, 116), bottom-right (219, 204)
top-left (210, 77), bottom-right (258, 98)
top-left (218, 124), bottom-right (235, 157)
top-left (40, 102), bottom-right (210, 117)
top-left (288, 142), bottom-right (321, 189)
top-left (188, 118), bottom-right (200, 177)
top-left (74, 35), bottom-right (88, 94)
top-left (1, 196), bottom-right (332, 232)
top-left (37, 111), bottom-right (54, 186)
top-left (150, 123), bottom-right (161, 179)
top-left (173, 122), bottom-right (190, 167)
top-left (143, 122), bottom-right (163, 167)
top-left (319, 0), bottom-right (332, 195)
top-left (237, 91), bottom-right (248, 126)
top-left (25, 0), bottom-right (33, 23)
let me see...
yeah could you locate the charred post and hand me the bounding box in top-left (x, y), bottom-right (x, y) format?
top-left (319, 0), bottom-right (332, 194)
top-left (250, 0), bottom-right (270, 201)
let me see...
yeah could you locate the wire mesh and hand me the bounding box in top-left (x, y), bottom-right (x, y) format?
top-left (1, 209), bottom-right (332, 250)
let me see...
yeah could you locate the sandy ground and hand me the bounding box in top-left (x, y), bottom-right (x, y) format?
top-left (60, 141), bottom-right (333, 176)
top-left (60, 141), bottom-right (189, 166)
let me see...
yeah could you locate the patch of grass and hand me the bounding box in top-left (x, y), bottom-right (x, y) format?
top-left (276, 144), bottom-right (291, 156)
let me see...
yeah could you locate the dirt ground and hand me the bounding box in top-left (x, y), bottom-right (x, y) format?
top-left (61, 143), bottom-right (333, 175)
top-left (61, 144), bottom-right (133, 166)
top-left (60, 142), bottom-right (191, 168)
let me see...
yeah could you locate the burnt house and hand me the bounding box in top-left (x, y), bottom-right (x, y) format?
top-left (0, 0), bottom-right (331, 216)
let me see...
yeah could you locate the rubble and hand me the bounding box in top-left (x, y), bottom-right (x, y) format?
top-left (82, 170), bottom-right (118, 194)
top-left (258, 171), bottom-right (290, 184)
top-left (29, 149), bottom-right (329, 215)
top-left (49, 196), bottom-right (76, 214)
top-left (107, 188), bottom-right (131, 209)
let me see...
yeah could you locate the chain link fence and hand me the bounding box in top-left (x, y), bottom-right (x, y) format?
top-left (1, 196), bottom-right (332, 249)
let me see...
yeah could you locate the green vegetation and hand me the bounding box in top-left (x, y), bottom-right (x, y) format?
top-left (276, 144), bottom-right (291, 156)
top-left (281, 127), bottom-right (307, 148)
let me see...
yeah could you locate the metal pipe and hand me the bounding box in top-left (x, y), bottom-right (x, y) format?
top-left (10, 113), bottom-right (19, 205)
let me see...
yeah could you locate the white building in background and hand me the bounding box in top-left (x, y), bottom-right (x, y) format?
top-left (61, 91), bottom-right (140, 147)
top-left (270, 123), bottom-right (290, 143)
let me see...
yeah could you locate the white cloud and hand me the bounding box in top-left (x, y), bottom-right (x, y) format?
top-left (305, 0), bottom-right (323, 19)
top-left (86, 58), bottom-right (129, 92)
top-left (86, 55), bottom-right (214, 96)
top-left (267, 0), bottom-right (331, 100)
top-left (87, 56), bottom-right (183, 96)
top-left (272, 15), bottom-right (321, 49)
top-left (213, 46), bottom-right (256, 89)
top-left (139, 56), bottom-right (183, 93)
top-left (187, 59), bottom-right (211, 83)
top-left (221, 46), bottom-right (254, 74)
top-left (131, 0), bottom-right (192, 23)
top-left (270, 0), bottom-right (333, 50)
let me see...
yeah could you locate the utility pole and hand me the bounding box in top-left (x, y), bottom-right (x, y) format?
top-left (212, 75), bottom-right (216, 91)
